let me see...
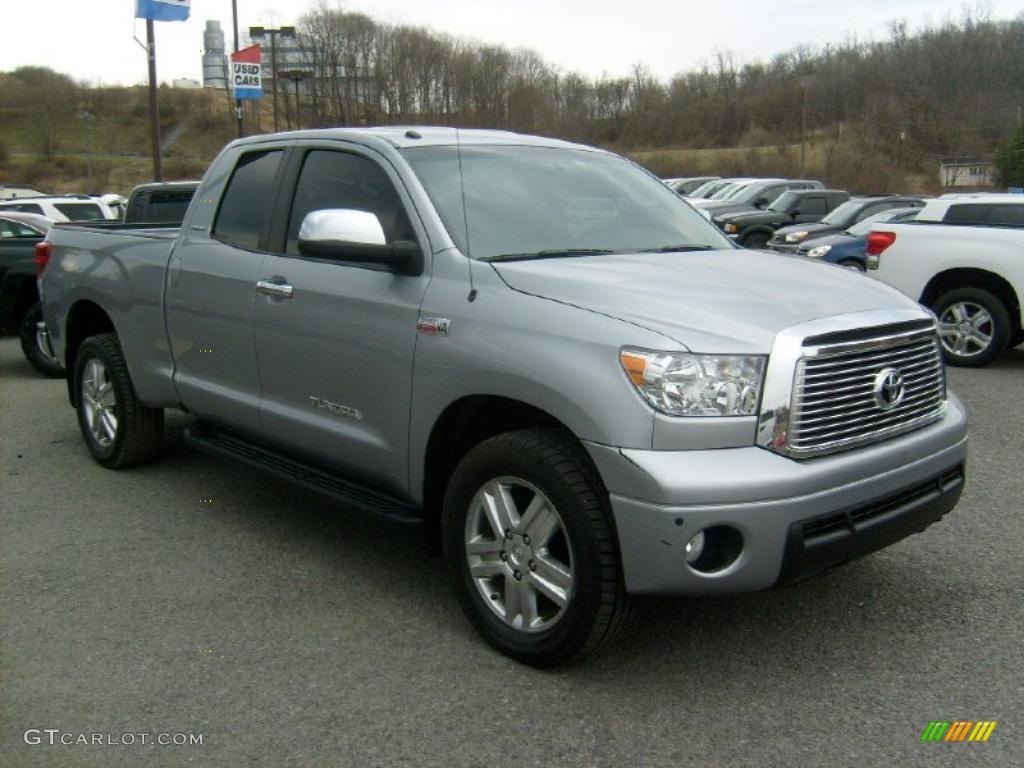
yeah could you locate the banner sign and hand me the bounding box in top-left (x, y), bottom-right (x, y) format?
top-left (231, 46), bottom-right (264, 100)
top-left (135, 0), bottom-right (191, 22)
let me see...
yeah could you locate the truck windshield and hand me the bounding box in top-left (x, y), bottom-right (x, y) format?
top-left (402, 145), bottom-right (731, 260)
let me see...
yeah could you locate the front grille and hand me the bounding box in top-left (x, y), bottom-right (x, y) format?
top-left (787, 324), bottom-right (946, 457)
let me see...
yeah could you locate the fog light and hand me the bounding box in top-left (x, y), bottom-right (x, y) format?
top-left (685, 531), bottom-right (706, 565)
top-left (685, 525), bottom-right (744, 574)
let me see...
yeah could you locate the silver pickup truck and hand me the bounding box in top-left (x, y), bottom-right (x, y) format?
top-left (40, 128), bottom-right (968, 666)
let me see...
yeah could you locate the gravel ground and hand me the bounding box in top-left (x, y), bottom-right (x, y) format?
top-left (1, 336), bottom-right (1021, 767)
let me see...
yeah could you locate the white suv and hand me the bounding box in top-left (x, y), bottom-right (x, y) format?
top-left (867, 194), bottom-right (1024, 366)
top-left (0, 195), bottom-right (119, 222)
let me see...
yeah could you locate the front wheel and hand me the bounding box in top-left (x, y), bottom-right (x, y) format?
top-left (19, 301), bottom-right (64, 378)
top-left (933, 287), bottom-right (1010, 367)
top-left (443, 429), bottom-right (630, 667)
top-left (74, 333), bottom-right (164, 468)
top-left (741, 232), bottom-right (770, 250)
top-left (837, 258), bottom-right (866, 272)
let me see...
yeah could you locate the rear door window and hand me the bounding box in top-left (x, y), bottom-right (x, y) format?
top-left (799, 196), bottom-right (827, 217)
top-left (212, 150), bottom-right (285, 250)
top-left (942, 204), bottom-right (1024, 227)
top-left (1, 203), bottom-right (44, 215)
top-left (54, 203), bottom-right (104, 221)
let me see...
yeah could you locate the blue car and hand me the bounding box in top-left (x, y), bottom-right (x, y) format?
top-left (797, 208), bottom-right (920, 271)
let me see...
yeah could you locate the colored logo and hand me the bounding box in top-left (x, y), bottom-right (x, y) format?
top-left (921, 721), bottom-right (997, 742)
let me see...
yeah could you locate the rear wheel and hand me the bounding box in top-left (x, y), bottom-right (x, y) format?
top-left (443, 428), bottom-right (630, 667)
top-left (19, 301), bottom-right (64, 378)
top-left (933, 287), bottom-right (1010, 367)
top-left (74, 333), bottom-right (164, 468)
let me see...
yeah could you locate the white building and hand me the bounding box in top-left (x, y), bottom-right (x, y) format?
top-left (940, 159), bottom-right (995, 189)
top-left (202, 20), bottom-right (227, 89)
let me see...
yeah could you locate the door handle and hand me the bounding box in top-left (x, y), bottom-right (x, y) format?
top-left (256, 280), bottom-right (294, 299)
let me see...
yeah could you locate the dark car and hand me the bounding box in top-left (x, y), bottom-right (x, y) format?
top-left (797, 208), bottom-right (922, 271)
top-left (767, 195), bottom-right (927, 253)
top-left (716, 189), bottom-right (850, 249)
top-left (701, 179), bottom-right (825, 219)
top-left (665, 176), bottom-right (720, 196)
top-left (0, 212), bottom-right (63, 376)
top-left (123, 181), bottom-right (200, 224)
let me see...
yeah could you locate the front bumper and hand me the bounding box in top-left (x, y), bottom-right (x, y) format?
top-left (585, 394), bottom-right (968, 595)
top-left (767, 242), bottom-right (801, 253)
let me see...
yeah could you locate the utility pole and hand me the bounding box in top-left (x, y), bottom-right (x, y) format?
top-left (232, 0), bottom-right (243, 137)
top-left (146, 19), bottom-right (162, 181)
top-left (800, 83), bottom-right (808, 178)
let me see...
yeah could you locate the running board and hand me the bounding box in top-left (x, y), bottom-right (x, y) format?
top-left (183, 422), bottom-right (422, 524)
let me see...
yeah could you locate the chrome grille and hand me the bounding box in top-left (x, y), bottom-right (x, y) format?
top-left (788, 326), bottom-right (946, 457)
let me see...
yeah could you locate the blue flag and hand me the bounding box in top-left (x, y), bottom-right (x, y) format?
top-left (136, 0), bottom-right (191, 22)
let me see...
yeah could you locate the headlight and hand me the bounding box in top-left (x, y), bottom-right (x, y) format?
top-left (723, 223), bottom-right (738, 233)
top-left (620, 350), bottom-right (766, 416)
top-left (806, 244), bottom-right (832, 259)
top-left (785, 231), bottom-right (808, 243)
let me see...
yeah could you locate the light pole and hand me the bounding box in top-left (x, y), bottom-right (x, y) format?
top-left (250, 25), bottom-right (296, 133)
top-left (280, 69), bottom-right (311, 129)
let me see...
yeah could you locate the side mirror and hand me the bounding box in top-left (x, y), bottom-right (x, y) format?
top-left (297, 209), bottom-right (422, 275)
top-left (791, 209), bottom-right (802, 217)
top-left (755, 197), bottom-right (769, 208)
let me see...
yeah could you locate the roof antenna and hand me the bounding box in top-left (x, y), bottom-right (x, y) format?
top-left (455, 127), bottom-right (477, 302)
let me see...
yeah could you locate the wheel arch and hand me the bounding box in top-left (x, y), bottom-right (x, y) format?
top-left (64, 299), bottom-right (117, 405)
top-left (920, 268), bottom-right (1022, 337)
top-left (419, 395), bottom-right (594, 544)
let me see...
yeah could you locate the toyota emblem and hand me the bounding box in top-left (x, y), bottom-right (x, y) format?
top-left (872, 367), bottom-right (905, 411)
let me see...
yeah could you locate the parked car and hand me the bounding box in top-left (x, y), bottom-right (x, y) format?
top-left (0, 195), bottom-right (119, 222)
top-left (691, 178), bottom-right (760, 205)
top-left (716, 189), bottom-right (851, 249)
top-left (768, 195), bottom-right (927, 252)
top-left (0, 212), bottom-right (63, 376)
top-left (701, 179), bottom-right (825, 218)
top-left (40, 127), bottom-right (967, 666)
top-left (867, 194), bottom-right (1024, 366)
top-left (664, 176), bottom-right (720, 196)
top-left (686, 178), bottom-right (740, 199)
top-left (123, 181), bottom-right (200, 224)
top-left (799, 208), bottom-right (921, 271)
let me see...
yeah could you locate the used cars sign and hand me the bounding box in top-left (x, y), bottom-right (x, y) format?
top-left (231, 45), bottom-right (263, 100)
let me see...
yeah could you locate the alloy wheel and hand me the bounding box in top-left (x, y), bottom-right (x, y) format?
top-left (81, 358), bottom-right (118, 448)
top-left (464, 477), bottom-right (574, 633)
top-left (937, 301), bottom-right (994, 358)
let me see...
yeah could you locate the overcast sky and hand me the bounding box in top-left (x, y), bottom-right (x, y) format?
top-left (1, 0), bottom-right (1022, 85)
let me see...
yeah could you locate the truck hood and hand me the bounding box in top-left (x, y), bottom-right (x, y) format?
top-left (719, 209), bottom-right (791, 226)
top-left (491, 250), bottom-right (921, 353)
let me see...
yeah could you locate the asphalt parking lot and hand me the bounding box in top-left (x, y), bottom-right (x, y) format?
top-left (1, 336), bottom-right (1022, 767)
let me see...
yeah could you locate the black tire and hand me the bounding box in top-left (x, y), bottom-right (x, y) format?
top-left (837, 258), bottom-right (866, 272)
top-left (18, 301), bottom-right (65, 378)
top-left (741, 231), bottom-right (770, 250)
top-left (932, 287), bottom-right (1011, 368)
top-left (74, 333), bottom-right (164, 468)
top-left (443, 428), bottom-right (630, 667)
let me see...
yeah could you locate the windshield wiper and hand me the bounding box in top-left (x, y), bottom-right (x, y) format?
top-left (638, 244), bottom-right (715, 253)
top-left (481, 248), bottom-right (616, 262)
